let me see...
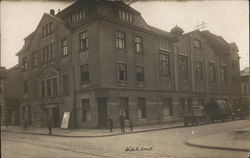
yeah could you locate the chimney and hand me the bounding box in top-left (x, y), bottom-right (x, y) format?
top-left (50, 9), bottom-right (55, 15)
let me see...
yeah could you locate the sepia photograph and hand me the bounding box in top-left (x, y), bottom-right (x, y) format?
top-left (0, 0), bottom-right (249, 158)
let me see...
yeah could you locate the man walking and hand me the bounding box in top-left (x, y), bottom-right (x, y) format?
top-left (119, 114), bottom-right (125, 133)
top-left (47, 115), bottom-right (52, 135)
top-left (109, 116), bottom-right (113, 132)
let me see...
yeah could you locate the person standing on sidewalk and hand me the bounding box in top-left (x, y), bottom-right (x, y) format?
top-left (109, 116), bottom-right (113, 132)
top-left (119, 114), bottom-right (125, 133)
top-left (47, 115), bottom-right (52, 135)
top-left (23, 118), bottom-right (27, 130)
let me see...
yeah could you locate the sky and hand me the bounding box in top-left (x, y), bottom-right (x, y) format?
top-left (1, 0), bottom-right (249, 70)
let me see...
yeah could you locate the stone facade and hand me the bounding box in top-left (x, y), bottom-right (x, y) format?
top-left (16, 0), bottom-right (241, 128)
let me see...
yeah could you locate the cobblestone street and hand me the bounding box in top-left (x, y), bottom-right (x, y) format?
top-left (2, 120), bottom-right (250, 158)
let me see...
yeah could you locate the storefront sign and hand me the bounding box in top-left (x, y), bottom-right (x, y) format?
top-left (61, 112), bottom-right (70, 128)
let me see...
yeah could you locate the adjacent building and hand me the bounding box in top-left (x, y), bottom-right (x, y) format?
top-left (16, 0), bottom-right (241, 129)
top-left (0, 67), bottom-right (6, 125)
top-left (240, 67), bottom-right (250, 105)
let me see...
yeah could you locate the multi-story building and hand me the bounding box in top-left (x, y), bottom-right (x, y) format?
top-left (16, 0), bottom-right (241, 129)
top-left (0, 67), bottom-right (6, 125)
top-left (171, 27), bottom-right (241, 109)
top-left (4, 65), bottom-right (23, 125)
top-left (240, 67), bottom-right (250, 105)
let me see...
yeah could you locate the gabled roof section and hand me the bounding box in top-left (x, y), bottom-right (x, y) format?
top-left (56, 0), bottom-right (96, 18)
top-left (16, 13), bottom-right (71, 56)
top-left (201, 30), bottom-right (229, 53)
top-left (149, 25), bottom-right (177, 41)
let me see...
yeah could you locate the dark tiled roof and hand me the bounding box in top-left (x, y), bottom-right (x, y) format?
top-left (149, 25), bottom-right (177, 41)
top-left (201, 30), bottom-right (229, 53)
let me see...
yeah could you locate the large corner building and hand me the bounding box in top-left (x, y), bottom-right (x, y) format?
top-left (17, 0), bottom-right (241, 128)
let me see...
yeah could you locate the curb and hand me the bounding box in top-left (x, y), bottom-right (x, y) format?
top-left (185, 139), bottom-right (250, 152)
top-left (2, 124), bottom-right (184, 138)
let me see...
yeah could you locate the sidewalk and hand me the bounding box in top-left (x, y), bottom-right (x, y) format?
top-left (186, 126), bottom-right (250, 152)
top-left (1, 122), bottom-right (183, 138)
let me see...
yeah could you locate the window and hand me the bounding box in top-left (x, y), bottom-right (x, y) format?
top-left (41, 80), bottom-right (45, 97)
top-left (52, 78), bottom-right (58, 96)
top-left (160, 39), bottom-right (169, 50)
top-left (32, 53), bottom-right (38, 66)
top-left (40, 77), bottom-right (58, 98)
top-left (209, 63), bottom-right (216, 82)
top-left (116, 31), bottom-right (125, 49)
top-left (118, 8), bottom-right (133, 22)
top-left (119, 97), bottom-right (129, 120)
top-left (82, 99), bottom-right (91, 122)
top-left (220, 65), bottom-right (227, 83)
top-left (80, 64), bottom-right (89, 82)
top-left (23, 57), bottom-right (28, 70)
top-left (136, 66), bottom-right (144, 82)
top-left (178, 56), bottom-right (188, 80)
top-left (42, 23), bottom-right (54, 36)
top-left (138, 98), bottom-right (146, 119)
top-left (163, 98), bottom-right (172, 117)
top-left (63, 75), bottom-right (69, 94)
top-left (69, 9), bottom-right (87, 23)
top-left (194, 39), bottom-right (201, 48)
top-left (134, 36), bottom-right (143, 53)
top-left (24, 81), bottom-right (29, 94)
top-left (160, 53), bottom-right (171, 77)
top-left (62, 39), bottom-right (68, 56)
top-left (42, 44), bottom-right (54, 63)
top-left (79, 31), bottom-right (88, 51)
top-left (179, 98), bottom-right (185, 111)
top-left (117, 63), bottom-right (127, 81)
top-left (46, 79), bottom-right (52, 97)
top-left (195, 62), bottom-right (203, 81)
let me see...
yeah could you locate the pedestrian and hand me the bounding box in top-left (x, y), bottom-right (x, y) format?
top-left (23, 118), bottom-right (27, 130)
top-left (129, 120), bottom-right (133, 132)
top-left (47, 115), bottom-right (52, 135)
top-left (120, 114), bottom-right (125, 133)
top-left (109, 116), bottom-right (113, 132)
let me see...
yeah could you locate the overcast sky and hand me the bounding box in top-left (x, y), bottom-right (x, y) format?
top-left (1, 0), bottom-right (249, 70)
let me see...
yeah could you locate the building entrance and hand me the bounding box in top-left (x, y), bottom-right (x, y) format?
top-left (97, 98), bottom-right (108, 128)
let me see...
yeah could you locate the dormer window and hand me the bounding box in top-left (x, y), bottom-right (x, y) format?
top-left (118, 8), bottom-right (133, 22)
top-left (67, 8), bottom-right (88, 23)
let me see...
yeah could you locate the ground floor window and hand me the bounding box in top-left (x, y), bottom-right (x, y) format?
top-left (163, 98), bottom-right (173, 117)
top-left (82, 99), bottom-right (91, 122)
top-left (187, 98), bottom-right (193, 110)
top-left (119, 97), bottom-right (129, 120)
top-left (137, 98), bottom-right (146, 119)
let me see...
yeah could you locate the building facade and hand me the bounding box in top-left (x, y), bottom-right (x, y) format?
top-left (4, 65), bottom-right (23, 125)
top-left (0, 67), bottom-right (6, 125)
top-left (240, 67), bottom-right (250, 105)
top-left (17, 0), bottom-right (241, 128)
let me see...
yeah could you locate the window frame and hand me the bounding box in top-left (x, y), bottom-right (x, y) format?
top-left (117, 63), bottom-right (128, 81)
top-left (79, 31), bottom-right (88, 52)
top-left (116, 31), bottom-right (125, 50)
top-left (80, 64), bottom-right (89, 83)
top-left (178, 56), bottom-right (189, 80)
top-left (159, 53), bottom-right (171, 77)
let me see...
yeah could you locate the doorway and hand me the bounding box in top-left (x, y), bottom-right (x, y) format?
top-left (97, 98), bottom-right (108, 128)
top-left (52, 107), bottom-right (60, 127)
